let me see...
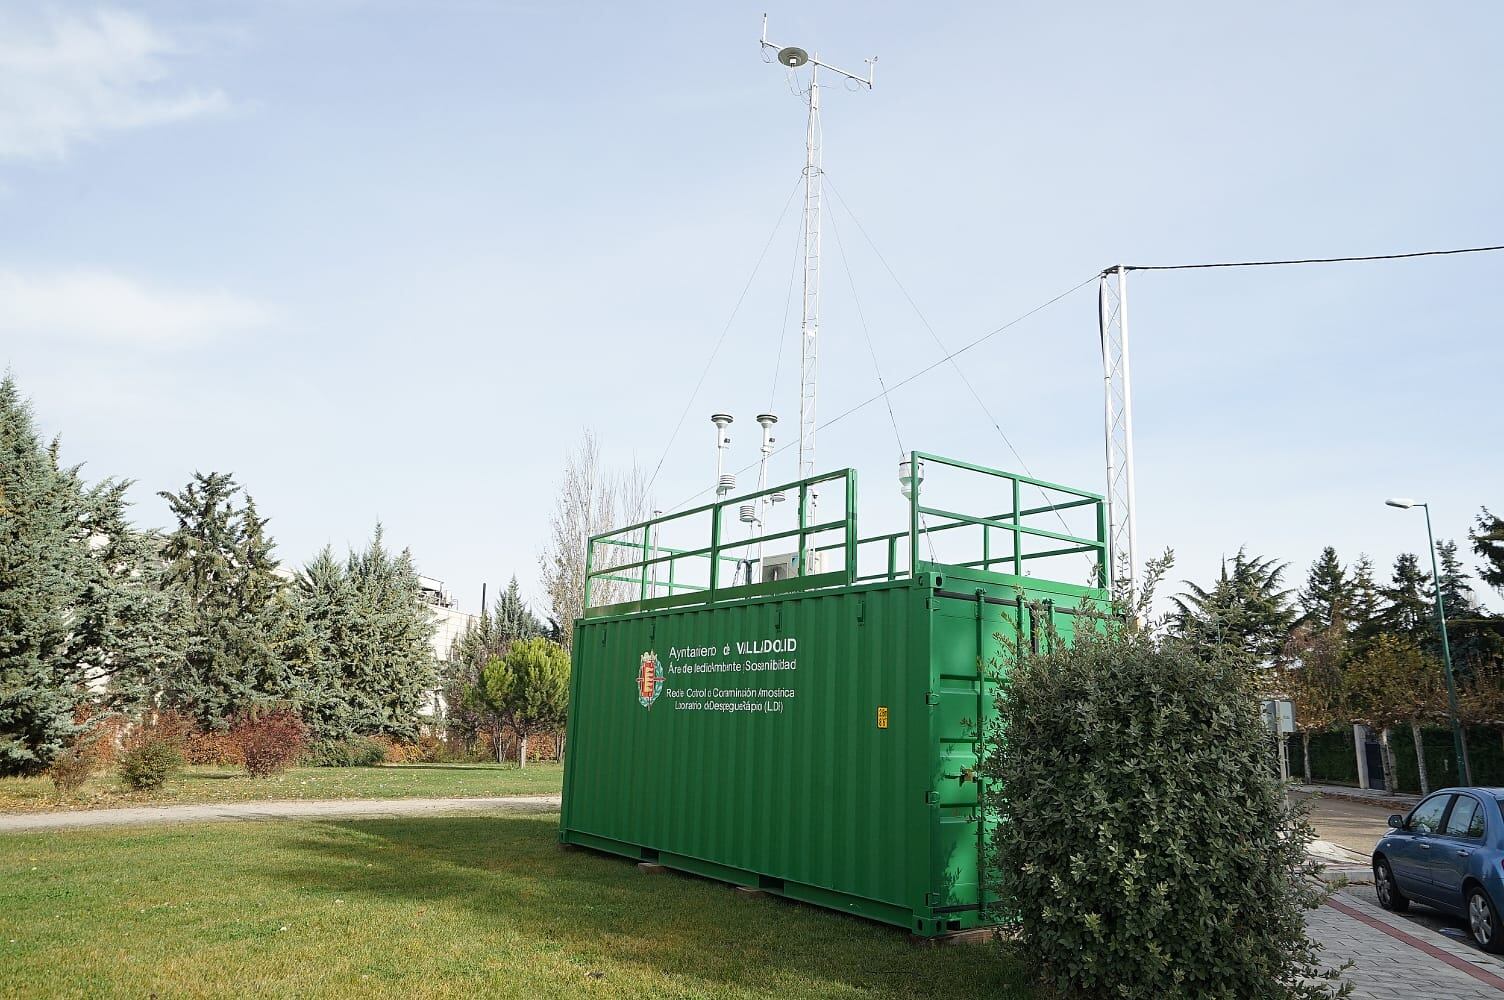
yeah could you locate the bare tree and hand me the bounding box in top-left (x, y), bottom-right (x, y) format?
top-left (540, 431), bottom-right (650, 649)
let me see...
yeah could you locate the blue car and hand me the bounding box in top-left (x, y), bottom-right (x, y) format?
top-left (1373, 786), bottom-right (1504, 952)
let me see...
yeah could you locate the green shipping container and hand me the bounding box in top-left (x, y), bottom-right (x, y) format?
top-left (560, 451), bottom-right (1108, 936)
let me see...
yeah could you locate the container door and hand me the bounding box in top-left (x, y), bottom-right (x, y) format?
top-left (928, 589), bottom-right (1020, 922)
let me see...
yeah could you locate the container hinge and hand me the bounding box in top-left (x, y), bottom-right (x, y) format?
top-left (924, 791), bottom-right (939, 805)
top-left (924, 692), bottom-right (940, 706)
top-left (856, 599), bottom-right (865, 626)
top-left (925, 892), bottom-right (942, 907)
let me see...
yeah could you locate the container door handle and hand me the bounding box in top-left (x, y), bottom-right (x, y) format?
top-left (1458, 849), bottom-right (1472, 858)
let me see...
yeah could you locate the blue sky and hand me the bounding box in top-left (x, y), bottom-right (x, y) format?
top-left (4, 1), bottom-right (1501, 616)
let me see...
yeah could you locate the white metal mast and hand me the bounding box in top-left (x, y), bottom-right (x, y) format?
top-left (1098, 265), bottom-right (1139, 600)
top-left (761, 16), bottom-right (874, 500)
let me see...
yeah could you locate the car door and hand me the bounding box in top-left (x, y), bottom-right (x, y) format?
top-left (1389, 793), bottom-right (1455, 898)
top-left (1431, 793), bottom-right (1486, 915)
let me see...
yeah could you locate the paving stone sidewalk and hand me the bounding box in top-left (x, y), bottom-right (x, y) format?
top-left (1309, 882), bottom-right (1504, 998)
top-left (0, 794), bottom-right (561, 832)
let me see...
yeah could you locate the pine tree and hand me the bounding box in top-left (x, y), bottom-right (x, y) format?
top-left (1170, 548), bottom-right (1295, 666)
top-left (442, 576), bottom-right (541, 757)
top-left (1436, 540), bottom-right (1479, 618)
top-left (72, 481), bottom-right (189, 712)
top-left (0, 378), bottom-right (92, 774)
top-left (159, 473), bottom-right (304, 727)
top-left (1376, 553), bottom-right (1432, 640)
top-left (1471, 507), bottom-right (1504, 596)
top-left (1348, 554), bottom-right (1382, 633)
top-left (297, 525), bottom-right (437, 741)
top-left (483, 637), bottom-right (570, 768)
top-left (1296, 547), bottom-right (1352, 632)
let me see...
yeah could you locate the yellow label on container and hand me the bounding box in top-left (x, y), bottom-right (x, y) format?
top-left (876, 706), bottom-right (889, 729)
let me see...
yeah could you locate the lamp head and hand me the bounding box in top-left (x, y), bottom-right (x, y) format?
top-left (1385, 498), bottom-right (1419, 510)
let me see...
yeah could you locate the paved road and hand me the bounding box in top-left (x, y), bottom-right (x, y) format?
top-left (0, 794), bottom-right (562, 832)
top-left (1295, 788), bottom-right (1405, 856)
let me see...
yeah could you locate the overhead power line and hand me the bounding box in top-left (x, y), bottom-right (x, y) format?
top-left (1119, 243), bottom-right (1504, 273)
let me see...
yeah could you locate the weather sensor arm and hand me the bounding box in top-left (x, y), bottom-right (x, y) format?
top-left (761, 14), bottom-right (876, 87)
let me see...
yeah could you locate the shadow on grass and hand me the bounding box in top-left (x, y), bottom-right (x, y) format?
top-left (264, 814), bottom-right (1031, 998)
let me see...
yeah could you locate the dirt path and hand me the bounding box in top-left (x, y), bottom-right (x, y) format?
top-left (0, 794), bottom-right (561, 833)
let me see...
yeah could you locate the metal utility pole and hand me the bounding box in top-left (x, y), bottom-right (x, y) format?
top-left (761, 15), bottom-right (874, 502)
top-left (1098, 266), bottom-right (1139, 599)
top-left (1386, 497), bottom-right (1473, 786)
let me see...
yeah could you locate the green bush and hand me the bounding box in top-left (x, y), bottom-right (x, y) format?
top-left (302, 736), bottom-right (386, 768)
top-left (982, 626), bottom-right (1345, 998)
top-left (119, 739), bottom-right (184, 791)
top-left (47, 746), bottom-right (95, 796)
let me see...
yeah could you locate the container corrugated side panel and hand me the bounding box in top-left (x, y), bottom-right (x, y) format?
top-left (561, 581), bottom-right (926, 924)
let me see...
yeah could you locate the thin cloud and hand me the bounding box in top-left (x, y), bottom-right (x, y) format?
top-left (0, 269), bottom-right (270, 345)
top-left (0, 8), bottom-right (229, 159)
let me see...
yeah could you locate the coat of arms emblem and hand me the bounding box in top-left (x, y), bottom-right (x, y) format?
top-left (637, 651), bottom-right (663, 708)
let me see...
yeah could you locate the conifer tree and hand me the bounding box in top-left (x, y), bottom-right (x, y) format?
top-left (297, 526), bottom-right (437, 741)
top-left (1472, 508), bottom-right (1504, 596)
top-left (0, 378), bottom-right (93, 774)
top-left (1170, 548), bottom-right (1295, 666)
top-left (1296, 547), bottom-right (1353, 632)
top-left (73, 481), bottom-right (190, 712)
top-left (442, 576), bottom-right (541, 756)
top-left (159, 472), bottom-right (304, 727)
top-left (1348, 554), bottom-right (1382, 633)
top-left (1376, 553), bottom-right (1432, 640)
top-left (483, 636), bottom-right (569, 768)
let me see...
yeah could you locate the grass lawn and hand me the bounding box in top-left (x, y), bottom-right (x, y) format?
top-left (0, 813), bottom-right (1032, 999)
top-left (0, 762), bottom-right (563, 814)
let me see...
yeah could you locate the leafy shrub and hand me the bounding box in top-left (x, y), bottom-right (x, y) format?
top-left (232, 707), bottom-right (308, 778)
top-left (120, 738), bottom-right (184, 791)
top-left (982, 625), bottom-right (1345, 998)
top-left (302, 736), bottom-right (385, 768)
top-left (48, 746), bottom-right (95, 796)
top-left (182, 729), bottom-right (242, 766)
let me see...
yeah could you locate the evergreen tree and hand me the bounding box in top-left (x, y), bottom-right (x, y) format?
top-left (1348, 554), bottom-right (1382, 633)
top-left (1375, 553), bottom-right (1432, 640)
top-left (442, 576), bottom-right (542, 757)
top-left (73, 481), bottom-right (190, 712)
top-left (1471, 507), bottom-right (1504, 596)
top-left (0, 378), bottom-right (92, 774)
top-left (159, 472), bottom-right (304, 727)
top-left (1170, 548), bottom-right (1295, 666)
top-left (483, 636), bottom-right (570, 768)
top-left (1436, 540), bottom-right (1479, 618)
top-left (1296, 547), bottom-right (1352, 632)
top-left (297, 525), bottom-right (437, 741)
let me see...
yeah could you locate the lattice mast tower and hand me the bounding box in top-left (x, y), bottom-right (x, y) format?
top-left (760, 16), bottom-right (874, 505)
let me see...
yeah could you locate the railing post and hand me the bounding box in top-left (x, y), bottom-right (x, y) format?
top-left (844, 471), bottom-right (858, 583)
top-left (709, 501), bottom-right (722, 601)
top-left (887, 536), bottom-right (897, 581)
top-left (1011, 476), bottom-right (1022, 576)
top-left (1096, 499), bottom-right (1109, 589)
top-left (798, 480), bottom-right (808, 577)
top-left (909, 450), bottom-right (920, 577)
top-left (583, 535), bottom-right (595, 609)
top-left (639, 526), bottom-right (650, 602)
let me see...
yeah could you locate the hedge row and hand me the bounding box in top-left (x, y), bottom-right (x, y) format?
top-left (1288, 726), bottom-right (1504, 793)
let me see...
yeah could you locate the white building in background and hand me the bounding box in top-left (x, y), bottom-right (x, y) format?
top-left (417, 576), bottom-right (477, 728)
top-left (418, 575), bottom-right (477, 662)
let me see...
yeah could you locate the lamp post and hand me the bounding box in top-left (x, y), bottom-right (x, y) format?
top-left (1385, 498), bottom-right (1472, 786)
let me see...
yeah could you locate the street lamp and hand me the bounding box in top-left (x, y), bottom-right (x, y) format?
top-left (1384, 497), bottom-right (1472, 786)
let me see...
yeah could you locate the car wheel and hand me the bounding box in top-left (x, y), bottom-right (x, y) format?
top-left (1468, 887), bottom-right (1504, 954)
top-left (1374, 859), bottom-right (1409, 913)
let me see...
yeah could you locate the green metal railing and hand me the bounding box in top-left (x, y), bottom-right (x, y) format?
top-left (584, 469), bottom-right (856, 616)
top-left (582, 450), bottom-right (1107, 616)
